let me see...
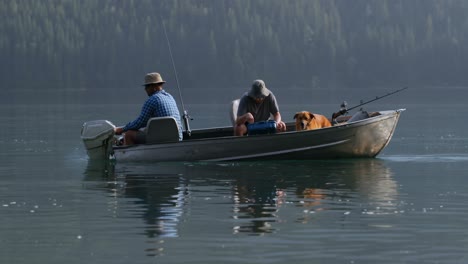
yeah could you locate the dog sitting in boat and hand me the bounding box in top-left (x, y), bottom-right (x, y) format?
top-left (293, 111), bottom-right (332, 131)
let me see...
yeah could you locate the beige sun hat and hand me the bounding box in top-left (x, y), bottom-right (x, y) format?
top-left (142, 72), bottom-right (166, 86)
top-left (248, 79), bottom-right (270, 99)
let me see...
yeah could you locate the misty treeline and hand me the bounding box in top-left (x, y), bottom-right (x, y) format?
top-left (2, 0), bottom-right (468, 91)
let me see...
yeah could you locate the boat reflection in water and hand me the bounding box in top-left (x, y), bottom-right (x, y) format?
top-left (230, 159), bottom-right (398, 232)
top-left (83, 158), bottom-right (398, 247)
top-left (84, 161), bottom-right (189, 256)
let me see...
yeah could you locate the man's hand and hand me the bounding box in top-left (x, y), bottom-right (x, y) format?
top-left (114, 127), bottom-right (124, 135)
top-left (276, 121), bottom-right (286, 132)
top-left (236, 113), bottom-right (255, 126)
top-left (273, 112), bottom-right (286, 132)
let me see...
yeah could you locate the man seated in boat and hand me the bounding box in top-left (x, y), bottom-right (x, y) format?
top-left (234, 79), bottom-right (287, 136)
top-left (114, 72), bottom-right (183, 145)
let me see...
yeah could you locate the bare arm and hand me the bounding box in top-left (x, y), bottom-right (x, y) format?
top-left (273, 112), bottom-right (286, 131)
top-left (236, 113), bottom-right (254, 126)
top-left (273, 112), bottom-right (282, 123)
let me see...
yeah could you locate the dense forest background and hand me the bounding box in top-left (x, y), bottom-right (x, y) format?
top-left (1, 0), bottom-right (468, 97)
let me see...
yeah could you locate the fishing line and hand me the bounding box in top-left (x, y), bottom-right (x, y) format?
top-left (160, 16), bottom-right (191, 136)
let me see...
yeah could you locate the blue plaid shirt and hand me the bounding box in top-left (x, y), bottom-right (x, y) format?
top-left (123, 90), bottom-right (183, 140)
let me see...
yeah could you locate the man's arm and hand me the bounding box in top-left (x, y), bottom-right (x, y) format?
top-left (122, 99), bottom-right (153, 131)
top-left (273, 112), bottom-right (286, 131)
top-left (273, 112), bottom-right (281, 123)
top-left (236, 113), bottom-right (254, 126)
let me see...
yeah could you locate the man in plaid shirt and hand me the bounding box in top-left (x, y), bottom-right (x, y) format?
top-left (115, 72), bottom-right (182, 145)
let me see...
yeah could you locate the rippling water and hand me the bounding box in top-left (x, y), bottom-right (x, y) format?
top-left (1, 93), bottom-right (468, 263)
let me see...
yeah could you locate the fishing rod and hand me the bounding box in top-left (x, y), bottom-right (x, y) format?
top-left (332, 86), bottom-right (408, 120)
top-left (161, 17), bottom-right (192, 137)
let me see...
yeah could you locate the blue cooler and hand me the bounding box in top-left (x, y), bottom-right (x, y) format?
top-left (247, 120), bottom-right (277, 135)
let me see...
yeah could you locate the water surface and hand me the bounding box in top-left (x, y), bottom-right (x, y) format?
top-left (1, 88), bottom-right (468, 263)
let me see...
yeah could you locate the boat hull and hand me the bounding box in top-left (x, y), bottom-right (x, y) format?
top-left (111, 109), bottom-right (404, 162)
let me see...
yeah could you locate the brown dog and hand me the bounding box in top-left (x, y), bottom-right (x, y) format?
top-left (294, 111), bottom-right (332, 131)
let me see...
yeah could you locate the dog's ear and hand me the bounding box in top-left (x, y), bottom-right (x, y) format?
top-left (293, 113), bottom-right (298, 119)
top-left (307, 112), bottom-right (315, 120)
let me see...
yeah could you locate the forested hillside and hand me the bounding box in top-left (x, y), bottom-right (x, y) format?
top-left (2, 0), bottom-right (468, 91)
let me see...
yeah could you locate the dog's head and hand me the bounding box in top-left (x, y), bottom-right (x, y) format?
top-left (293, 111), bottom-right (315, 131)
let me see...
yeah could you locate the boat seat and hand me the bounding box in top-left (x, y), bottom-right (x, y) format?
top-left (145, 117), bottom-right (180, 144)
top-left (229, 99), bottom-right (240, 126)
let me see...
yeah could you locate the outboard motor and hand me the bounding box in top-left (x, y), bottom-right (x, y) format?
top-left (81, 120), bottom-right (116, 160)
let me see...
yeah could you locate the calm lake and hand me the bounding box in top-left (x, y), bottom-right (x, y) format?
top-left (1, 86), bottom-right (468, 263)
